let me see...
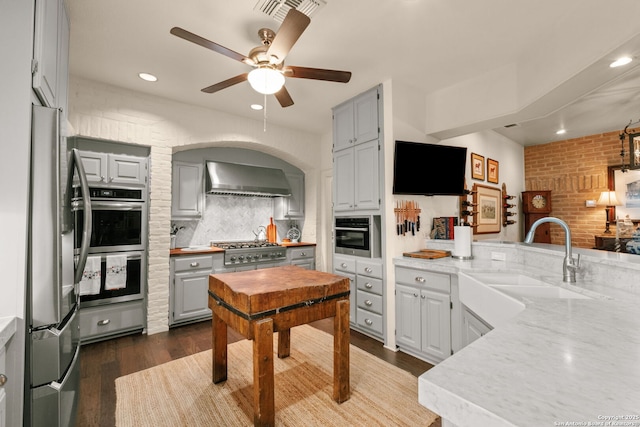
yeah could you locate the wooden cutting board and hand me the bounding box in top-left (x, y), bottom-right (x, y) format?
top-left (266, 217), bottom-right (277, 243)
top-left (403, 249), bottom-right (451, 259)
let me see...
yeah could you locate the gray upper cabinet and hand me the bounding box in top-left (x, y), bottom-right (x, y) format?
top-left (33, 0), bottom-right (67, 109)
top-left (274, 173), bottom-right (304, 220)
top-left (333, 88), bottom-right (379, 152)
top-left (172, 161), bottom-right (204, 219)
top-left (79, 151), bottom-right (148, 186)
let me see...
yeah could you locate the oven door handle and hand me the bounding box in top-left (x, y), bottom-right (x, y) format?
top-left (68, 148), bottom-right (92, 285)
top-left (335, 227), bottom-right (367, 232)
top-left (89, 202), bottom-right (144, 210)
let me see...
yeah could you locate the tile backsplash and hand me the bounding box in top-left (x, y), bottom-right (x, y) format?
top-left (173, 194), bottom-right (292, 247)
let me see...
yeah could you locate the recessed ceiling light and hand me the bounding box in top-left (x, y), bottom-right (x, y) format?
top-left (251, 104), bottom-right (264, 110)
top-left (138, 72), bottom-right (158, 82)
top-left (610, 57), bottom-right (632, 68)
top-left (556, 129), bottom-right (566, 135)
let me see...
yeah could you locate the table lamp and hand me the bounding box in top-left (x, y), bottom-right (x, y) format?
top-left (596, 191), bottom-right (622, 233)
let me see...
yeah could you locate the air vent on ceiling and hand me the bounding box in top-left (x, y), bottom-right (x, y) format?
top-left (254, 0), bottom-right (326, 23)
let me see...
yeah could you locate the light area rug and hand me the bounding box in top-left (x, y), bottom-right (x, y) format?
top-left (115, 324), bottom-right (439, 426)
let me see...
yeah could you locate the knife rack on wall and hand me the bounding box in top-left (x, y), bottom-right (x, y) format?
top-left (394, 200), bottom-right (421, 236)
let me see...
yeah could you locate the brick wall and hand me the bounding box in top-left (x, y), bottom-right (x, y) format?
top-left (524, 129), bottom-right (635, 248)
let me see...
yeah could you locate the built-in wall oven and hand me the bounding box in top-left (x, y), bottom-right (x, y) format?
top-left (72, 187), bottom-right (147, 306)
top-left (335, 216), bottom-right (381, 258)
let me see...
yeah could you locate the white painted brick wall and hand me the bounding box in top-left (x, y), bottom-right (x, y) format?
top-left (68, 76), bottom-right (326, 335)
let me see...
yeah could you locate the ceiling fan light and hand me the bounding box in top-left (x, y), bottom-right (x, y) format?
top-left (248, 68), bottom-right (284, 94)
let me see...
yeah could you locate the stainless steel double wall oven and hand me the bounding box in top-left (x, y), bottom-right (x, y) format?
top-left (72, 186), bottom-right (147, 306)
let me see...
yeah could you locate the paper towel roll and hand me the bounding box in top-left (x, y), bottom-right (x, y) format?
top-left (453, 226), bottom-right (472, 259)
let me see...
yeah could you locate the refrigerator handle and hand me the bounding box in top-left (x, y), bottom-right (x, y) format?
top-left (67, 148), bottom-right (92, 284)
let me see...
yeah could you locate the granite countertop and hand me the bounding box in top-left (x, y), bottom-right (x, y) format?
top-left (170, 242), bottom-right (315, 257)
top-left (395, 253), bottom-right (640, 425)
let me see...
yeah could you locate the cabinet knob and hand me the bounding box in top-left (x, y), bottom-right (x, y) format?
top-left (364, 318), bottom-right (373, 326)
top-left (415, 276), bottom-right (425, 283)
top-left (413, 293), bottom-right (418, 298)
top-left (190, 262), bottom-right (200, 267)
top-left (353, 137), bottom-right (358, 143)
top-left (341, 263), bottom-right (347, 268)
top-left (300, 252), bottom-right (306, 256)
top-left (349, 138), bottom-right (354, 144)
top-left (0, 374), bottom-right (7, 387)
top-left (421, 295), bottom-right (426, 299)
top-left (364, 267), bottom-right (372, 273)
top-left (365, 300), bottom-right (372, 306)
top-left (364, 282), bottom-right (372, 289)
top-left (97, 319), bottom-right (110, 326)
top-left (100, 176), bottom-right (105, 182)
top-left (108, 176), bottom-right (114, 183)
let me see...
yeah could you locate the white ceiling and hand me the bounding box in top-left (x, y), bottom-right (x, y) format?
top-left (66, 0), bottom-right (640, 146)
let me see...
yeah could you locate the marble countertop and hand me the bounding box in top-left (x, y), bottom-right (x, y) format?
top-left (394, 251), bottom-right (640, 426)
top-left (0, 316), bottom-right (16, 348)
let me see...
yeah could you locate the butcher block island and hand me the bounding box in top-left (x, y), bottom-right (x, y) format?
top-left (208, 265), bottom-right (351, 426)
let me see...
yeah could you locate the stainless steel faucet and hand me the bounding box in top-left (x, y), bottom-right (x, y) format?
top-left (523, 216), bottom-right (580, 282)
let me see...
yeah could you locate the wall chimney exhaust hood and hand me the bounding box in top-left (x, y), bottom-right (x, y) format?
top-left (206, 161), bottom-right (292, 197)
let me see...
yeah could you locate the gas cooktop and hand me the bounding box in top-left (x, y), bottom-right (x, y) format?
top-left (212, 241), bottom-right (281, 250)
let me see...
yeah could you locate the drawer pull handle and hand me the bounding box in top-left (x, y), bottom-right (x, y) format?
top-left (364, 282), bottom-right (373, 289)
top-left (364, 319), bottom-right (373, 326)
top-left (364, 300), bottom-right (373, 306)
top-left (190, 262), bottom-right (200, 267)
top-left (341, 263), bottom-right (347, 268)
top-left (413, 293), bottom-right (419, 298)
top-left (300, 252), bottom-right (306, 256)
top-left (415, 276), bottom-right (425, 283)
top-left (364, 267), bottom-right (372, 273)
top-left (97, 319), bottom-right (111, 326)
top-left (0, 374), bottom-right (7, 387)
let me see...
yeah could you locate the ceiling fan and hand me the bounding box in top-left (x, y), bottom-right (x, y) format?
top-left (170, 9), bottom-right (352, 108)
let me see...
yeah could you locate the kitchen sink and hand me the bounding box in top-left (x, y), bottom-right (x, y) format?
top-left (490, 285), bottom-right (590, 300)
top-left (458, 271), bottom-right (591, 328)
top-left (180, 245), bottom-right (212, 252)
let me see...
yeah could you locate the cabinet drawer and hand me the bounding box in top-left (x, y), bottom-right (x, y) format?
top-left (356, 259), bottom-right (382, 278)
top-left (395, 267), bottom-right (450, 293)
top-left (79, 301), bottom-right (144, 341)
top-left (174, 255), bottom-right (213, 272)
top-left (334, 255), bottom-right (356, 273)
top-left (356, 275), bottom-right (382, 295)
top-left (289, 247), bottom-right (314, 260)
top-left (356, 308), bottom-right (383, 334)
top-left (356, 290), bottom-right (383, 314)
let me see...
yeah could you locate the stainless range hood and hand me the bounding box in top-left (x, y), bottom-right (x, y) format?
top-left (206, 161), bottom-right (292, 197)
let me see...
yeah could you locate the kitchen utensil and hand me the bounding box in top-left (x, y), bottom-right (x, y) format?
top-left (403, 250), bottom-right (451, 259)
top-left (254, 225), bottom-right (267, 242)
top-left (267, 217), bottom-right (277, 242)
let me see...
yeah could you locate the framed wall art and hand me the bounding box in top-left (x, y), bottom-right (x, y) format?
top-left (472, 183), bottom-right (501, 234)
top-left (608, 165), bottom-right (640, 221)
top-left (471, 153), bottom-right (485, 180)
top-left (487, 158), bottom-right (499, 184)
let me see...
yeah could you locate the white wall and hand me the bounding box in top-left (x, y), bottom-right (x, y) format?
top-left (68, 76), bottom-right (324, 334)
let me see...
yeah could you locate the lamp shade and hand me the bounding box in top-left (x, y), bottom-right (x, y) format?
top-left (247, 68), bottom-right (285, 95)
top-left (597, 191), bottom-right (622, 206)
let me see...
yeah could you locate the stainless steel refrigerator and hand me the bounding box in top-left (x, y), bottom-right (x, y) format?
top-left (26, 105), bottom-right (92, 427)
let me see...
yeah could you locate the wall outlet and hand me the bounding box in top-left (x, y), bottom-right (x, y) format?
top-left (491, 251), bottom-right (506, 261)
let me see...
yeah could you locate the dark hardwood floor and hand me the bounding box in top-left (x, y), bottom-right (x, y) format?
top-left (77, 319), bottom-right (440, 426)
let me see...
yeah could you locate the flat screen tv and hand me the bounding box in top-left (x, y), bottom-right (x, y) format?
top-left (392, 140), bottom-right (467, 195)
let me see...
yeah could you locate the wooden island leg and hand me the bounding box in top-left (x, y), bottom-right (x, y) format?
top-left (333, 299), bottom-right (350, 403)
top-left (253, 318), bottom-right (275, 427)
top-left (277, 329), bottom-right (290, 358)
top-left (211, 312), bottom-right (227, 384)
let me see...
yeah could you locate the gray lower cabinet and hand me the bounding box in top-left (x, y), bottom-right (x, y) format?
top-left (79, 300), bottom-right (145, 344)
top-left (334, 254), bottom-right (384, 341)
top-left (288, 246), bottom-right (315, 270)
top-left (170, 254), bottom-right (213, 326)
top-left (395, 266), bottom-right (452, 364)
top-left (461, 305), bottom-right (492, 347)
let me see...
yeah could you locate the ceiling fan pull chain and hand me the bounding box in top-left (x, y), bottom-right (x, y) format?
top-left (263, 93), bottom-right (267, 132)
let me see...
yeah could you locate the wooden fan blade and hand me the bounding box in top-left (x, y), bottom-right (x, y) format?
top-left (283, 66), bottom-right (352, 83)
top-left (274, 86), bottom-right (294, 108)
top-left (266, 9), bottom-right (310, 64)
top-left (201, 73), bottom-right (248, 94)
top-left (170, 27), bottom-right (253, 65)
